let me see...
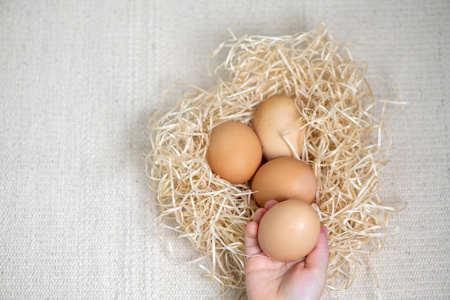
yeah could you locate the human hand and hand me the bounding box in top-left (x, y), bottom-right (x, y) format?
top-left (245, 200), bottom-right (329, 300)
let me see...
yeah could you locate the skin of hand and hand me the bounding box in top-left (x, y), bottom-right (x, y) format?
top-left (245, 200), bottom-right (329, 300)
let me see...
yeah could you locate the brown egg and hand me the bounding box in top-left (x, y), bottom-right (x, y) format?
top-left (206, 121), bottom-right (262, 184)
top-left (258, 200), bottom-right (320, 262)
top-left (253, 95), bottom-right (306, 161)
top-left (251, 157), bottom-right (317, 207)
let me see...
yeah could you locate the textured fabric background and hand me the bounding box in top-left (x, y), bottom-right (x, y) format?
top-left (1, 0), bottom-right (449, 299)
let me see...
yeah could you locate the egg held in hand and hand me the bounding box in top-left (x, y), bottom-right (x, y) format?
top-left (257, 200), bottom-right (320, 262)
top-left (206, 121), bottom-right (262, 184)
top-left (251, 157), bottom-right (317, 207)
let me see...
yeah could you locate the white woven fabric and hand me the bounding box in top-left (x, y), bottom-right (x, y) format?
top-left (1, 0), bottom-right (449, 299)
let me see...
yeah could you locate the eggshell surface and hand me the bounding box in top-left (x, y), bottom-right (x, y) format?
top-left (253, 95), bottom-right (306, 160)
top-left (206, 121), bottom-right (262, 184)
top-left (251, 157), bottom-right (317, 207)
top-left (257, 200), bottom-right (320, 262)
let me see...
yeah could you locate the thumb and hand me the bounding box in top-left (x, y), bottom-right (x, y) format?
top-left (305, 226), bottom-right (329, 273)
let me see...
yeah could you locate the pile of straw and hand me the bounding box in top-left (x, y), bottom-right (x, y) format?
top-left (147, 23), bottom-right (404, 293)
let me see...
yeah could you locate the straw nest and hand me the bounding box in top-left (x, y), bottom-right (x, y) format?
top-left (147, 23), bottom-right (405, 294)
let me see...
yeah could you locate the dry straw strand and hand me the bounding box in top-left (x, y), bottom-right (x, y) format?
top-left (147, 23), bottom-right (404, 293)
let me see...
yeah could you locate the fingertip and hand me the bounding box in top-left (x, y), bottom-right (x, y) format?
top-left (253, 208), bottom-right (267, 224)
top-left (245, 221), bottom-right (258, 238)
top-left (317, 226), bottom-right (329, 252)
top-left (318, 226), bottom-right (329, 251)
top-left (320, 225), bottom-right (328, 235)
top-left (245, 221), bottom-right (262, 257)
top-left (304, 225), bottom-right (329, 271)
top-left (264, 200), bottom-right (279, 210)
